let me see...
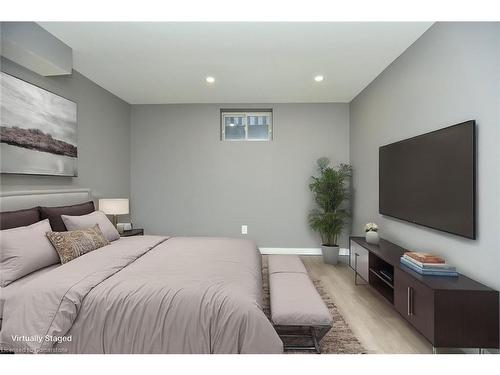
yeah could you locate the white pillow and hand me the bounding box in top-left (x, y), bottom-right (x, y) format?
top-left (0, 219), bottom-right (60, 287)
top-left (61, 211), bottom-right (120, 242)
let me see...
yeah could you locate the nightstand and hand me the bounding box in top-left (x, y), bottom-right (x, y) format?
top-left (120, 228), bottom-right (144, 237)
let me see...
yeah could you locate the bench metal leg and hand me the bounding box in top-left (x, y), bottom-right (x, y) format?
top-left (279, 327), bottom-right (321, 354)
top-left (283, 345), bottom-right (318, 352)
top-left (310, 327), bottom-right (321, 354)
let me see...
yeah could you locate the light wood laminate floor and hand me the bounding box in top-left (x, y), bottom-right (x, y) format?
top-left (301, 255), bottom-right (433, 354)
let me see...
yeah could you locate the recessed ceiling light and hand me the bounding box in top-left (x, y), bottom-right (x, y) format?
top-left (206, 76), bottom-right (215, 84)
top-left (314, 75), bottom-right (324, 82)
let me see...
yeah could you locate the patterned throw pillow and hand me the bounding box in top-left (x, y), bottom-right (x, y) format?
top-left (46, 224), bottom-right (110, 264)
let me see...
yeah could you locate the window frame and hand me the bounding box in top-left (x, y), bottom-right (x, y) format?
top-left (220, 109), bottom-right (273, 142)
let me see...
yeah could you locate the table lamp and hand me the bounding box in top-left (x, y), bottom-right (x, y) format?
top-left (98, 198), bottom-right (129, 228)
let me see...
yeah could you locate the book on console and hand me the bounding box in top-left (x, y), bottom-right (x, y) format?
top-left (402, 254), bottom-right (456, 270)
top-left (400, 257), bottom-right (458, 276)
top-left (404, 251), bottom-right (445, 264)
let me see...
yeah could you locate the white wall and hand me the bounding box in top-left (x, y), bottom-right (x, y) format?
top-left (131, 103), bottom-right (350, 248)
top-left (350, 22), bottom-right (500, 290)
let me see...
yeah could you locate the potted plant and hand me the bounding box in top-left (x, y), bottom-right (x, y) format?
top-left (308, 157), bottom-right (352, 265)
top-left (365, 222), bottom-right (379, 245)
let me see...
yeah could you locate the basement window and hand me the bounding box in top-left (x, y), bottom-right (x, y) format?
top-left (221, 109), bottom-right (273, 141)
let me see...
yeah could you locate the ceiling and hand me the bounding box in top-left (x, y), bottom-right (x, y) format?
top-left (39, 22), bottom-right (433, 104)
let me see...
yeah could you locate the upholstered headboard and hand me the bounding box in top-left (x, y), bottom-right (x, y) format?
top-left (0, 189), bottom-right (92, 212)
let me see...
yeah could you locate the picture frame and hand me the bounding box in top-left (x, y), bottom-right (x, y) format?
top-left (0, 71), bottom-right (78, 176)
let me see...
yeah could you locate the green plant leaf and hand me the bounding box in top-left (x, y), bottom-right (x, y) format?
top-left (308, 158), bottom-right (352, 246)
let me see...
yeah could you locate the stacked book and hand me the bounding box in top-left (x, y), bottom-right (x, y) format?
top-left (400, 252), bottom-right (458, 277)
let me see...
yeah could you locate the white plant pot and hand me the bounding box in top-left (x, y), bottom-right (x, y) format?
top-left (365, 230), bottom-right (379, 245)
top-left (322, 245), bottom-right (340, 265)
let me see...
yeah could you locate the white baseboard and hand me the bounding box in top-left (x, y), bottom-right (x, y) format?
top-left (259, 247), bottom-right (321, 255)
top-left (259, 247), bottom-right (349, 256)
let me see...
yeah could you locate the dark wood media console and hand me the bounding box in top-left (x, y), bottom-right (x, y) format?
top-left (349, 236), bottom-right (499, 351)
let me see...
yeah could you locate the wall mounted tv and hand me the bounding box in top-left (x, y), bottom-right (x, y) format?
top-left (379, 120), bottom-right (476, 239)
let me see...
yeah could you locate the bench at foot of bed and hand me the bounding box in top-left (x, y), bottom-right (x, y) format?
top-left (268, 255), bottom-right (333, 353)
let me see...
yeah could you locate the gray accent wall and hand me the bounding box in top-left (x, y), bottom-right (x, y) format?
top-left (0, 57), bottom-right (131, 201)
top-left (350, 23), bottom-right (500, 290)
top-left (131, 103), bottom-right (350, 247)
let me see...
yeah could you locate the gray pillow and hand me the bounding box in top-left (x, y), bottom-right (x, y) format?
top-left (0, 206), bottom-right (41, 230)
top-left (61, 211), bottom-right (120, 242)
top-left (40, 201), bottom-right (95, 231)
top-left (0, 219), bottom-right (60, 287)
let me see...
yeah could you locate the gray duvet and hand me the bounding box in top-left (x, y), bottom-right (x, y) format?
top-left (0, 236), bottom-right (282, 354)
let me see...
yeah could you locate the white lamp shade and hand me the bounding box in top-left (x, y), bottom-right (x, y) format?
top-left (99, 199), bottom-right (129, 215)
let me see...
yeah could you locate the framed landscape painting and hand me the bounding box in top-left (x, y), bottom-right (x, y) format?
top-left (0, 72), bottom-right (78, 176)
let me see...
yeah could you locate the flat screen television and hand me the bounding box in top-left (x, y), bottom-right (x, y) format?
top-left (379, 120), bottom-right (476, 239)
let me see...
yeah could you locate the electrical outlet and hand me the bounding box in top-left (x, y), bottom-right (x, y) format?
top-left (241, 225), bottom-right (248, 235)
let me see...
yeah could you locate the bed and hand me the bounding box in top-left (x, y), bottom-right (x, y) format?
top-left (0, 190), bottom-right (283, 354)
